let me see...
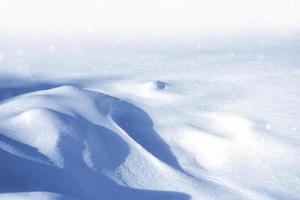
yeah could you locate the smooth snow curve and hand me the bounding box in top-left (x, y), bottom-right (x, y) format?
top-left (0, 86), bottom-right (192, 200)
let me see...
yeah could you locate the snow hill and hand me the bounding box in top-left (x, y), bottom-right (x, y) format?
top-left (0, 35), bottom-right (299, 200)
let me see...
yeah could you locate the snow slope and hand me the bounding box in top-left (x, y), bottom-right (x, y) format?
top-left (0, 32), bottom-right (300, 199)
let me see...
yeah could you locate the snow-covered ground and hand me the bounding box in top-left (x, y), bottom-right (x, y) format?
top-left (1, 0), bottom-right (300, 199)
top-left (0, 34), bottom-right (299, 200)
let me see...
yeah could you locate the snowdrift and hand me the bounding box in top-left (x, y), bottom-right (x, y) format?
top-left (0, 85), bottom-right (193, 200)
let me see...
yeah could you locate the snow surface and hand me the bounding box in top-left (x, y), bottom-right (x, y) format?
top-left (0, 34), bottom-right (299, 200)
top-left (0, 0), bottom-right (300, 198)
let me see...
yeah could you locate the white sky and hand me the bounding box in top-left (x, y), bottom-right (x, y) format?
top-left (0, 0), bottom-right (299, 38)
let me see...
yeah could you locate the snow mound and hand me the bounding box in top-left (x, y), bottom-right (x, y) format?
top-left (1, 81), bottom-right (297, 200)
top-left (0, 86), bottom-right (193, 200)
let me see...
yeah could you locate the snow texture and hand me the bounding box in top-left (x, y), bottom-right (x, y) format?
top-left (0, 1), bottom-right (299, 198)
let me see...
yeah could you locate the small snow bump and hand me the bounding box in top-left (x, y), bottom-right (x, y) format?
top-left (154, 80), bottom-right (168, 90)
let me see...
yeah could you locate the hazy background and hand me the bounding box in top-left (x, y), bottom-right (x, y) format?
top-left (0, 0), bottom-right (299, 39)
top-left (0, 0), bottom-right (299, 78)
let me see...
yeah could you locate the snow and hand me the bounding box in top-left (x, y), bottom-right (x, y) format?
top-left (0, 35), bottom-right (299, 199)
top-left (0, 0), bottom-right (300, 199)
